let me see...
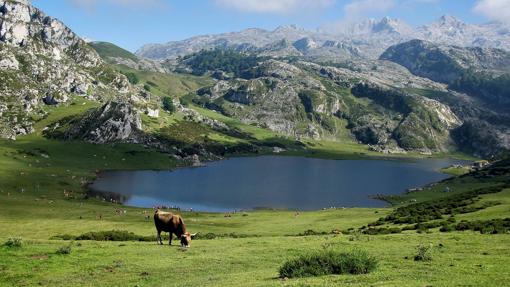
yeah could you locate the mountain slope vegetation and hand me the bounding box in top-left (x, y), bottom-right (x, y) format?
top-left (1, 1), bottom-right (510, 286)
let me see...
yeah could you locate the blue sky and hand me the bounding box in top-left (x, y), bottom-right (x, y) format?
top-left (30, 0), bottom-right (507, 52)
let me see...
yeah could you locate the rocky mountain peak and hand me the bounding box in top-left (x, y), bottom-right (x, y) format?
top-left (372, 17), bottom-right (406, 34)
top-left (421, 15), bottom-right (470, 34)
top-left (438, 15), bottom-right (464, 26)
top-left (273, 24), bottom-right (300, 33)
top-left (293, 37), bottom-right (318, 52)
top-left (336, 17), bottom-right (413, 37)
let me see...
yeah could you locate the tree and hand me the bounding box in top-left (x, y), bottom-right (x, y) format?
top-left (162, 96), bottom-right (176, 113)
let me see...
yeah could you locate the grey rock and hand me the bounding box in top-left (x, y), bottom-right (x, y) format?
top-left (64, 102), bottom-right (143, 144)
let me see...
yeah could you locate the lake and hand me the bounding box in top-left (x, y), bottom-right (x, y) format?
top-left (89, 156), bottom-right (468, 212)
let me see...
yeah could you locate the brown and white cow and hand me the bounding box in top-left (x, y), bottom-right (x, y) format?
top-left (153, 209), bottom-right (197, 247)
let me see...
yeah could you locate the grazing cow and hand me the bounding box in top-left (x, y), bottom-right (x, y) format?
top-left (154, 209), bottom-right (197, 247)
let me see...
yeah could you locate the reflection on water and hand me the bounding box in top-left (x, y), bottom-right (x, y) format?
top-left (89, 156), bottom-right (468, 212)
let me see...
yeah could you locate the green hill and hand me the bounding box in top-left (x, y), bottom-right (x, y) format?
top-left (89, 41), bottom-right (139, 63)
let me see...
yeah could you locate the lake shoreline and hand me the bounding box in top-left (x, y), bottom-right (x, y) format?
top-left (88, 155), bottom-right (470, 212)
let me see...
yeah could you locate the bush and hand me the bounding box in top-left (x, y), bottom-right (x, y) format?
top-left (4, 237), bottom-right (22, 248)
top-left (75, 230), bottom-right (149, 241)
top-left (414, 244), bottom-right (433, 261)
top-left (196, 233), bottom-right (217, 240)
top-left (162, 96), bottom-right (176, 113)
top-left (55, 230), bottom-right (255, 242)
top-left (56, 245), bottom-right (72, 255)
top-left (362, 227), bottom-right (402, 235)
top-left (453, 218), bottom-right (510, 234)
top-left (121, 72), bottom-right (139, 85)
top-left (372, 184), bottom-right (508, 227)
top-left (297, 229), bottom-right (329, 236)
top-left (439, 225), bottom-right (455, 232)
top-left (279, 250), bottom-right (377, 278)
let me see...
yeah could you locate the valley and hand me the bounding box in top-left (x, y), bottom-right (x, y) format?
top-left (1, 0), bottom-right (509, 286)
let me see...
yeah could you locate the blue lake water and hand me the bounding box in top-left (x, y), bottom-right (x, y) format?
top-left (89, 156), bottom-right (468, 212)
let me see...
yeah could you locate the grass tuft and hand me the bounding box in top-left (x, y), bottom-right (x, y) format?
top-left (3, 237), bottom-right (22, 248)
top-left (414, 244), bottom-right (433, 261)
top-left (56, 245), bottom-right (72, 255)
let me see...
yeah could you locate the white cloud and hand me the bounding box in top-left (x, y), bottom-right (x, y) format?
top-left (216, 0), bottom-right (335, 14)
top-left (344, 0), bottom-right (396, 19)
top-left (474, 0), bottom-right (510, 24)
top-left (72, 0), bottom-right (165, 11)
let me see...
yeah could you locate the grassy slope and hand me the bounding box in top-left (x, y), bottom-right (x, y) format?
top-left (89, 42), bottom-right (139, 63)
top-left (116, 65), bottom-right (213, 99)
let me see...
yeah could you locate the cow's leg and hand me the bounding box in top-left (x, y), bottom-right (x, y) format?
top-left (168, 232), bottom-right (172, 245)
top-left (156, 229), bottom-right (163, 245)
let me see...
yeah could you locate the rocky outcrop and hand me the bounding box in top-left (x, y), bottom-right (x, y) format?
top-left (0, 0), bottom-right (146, 140)
top-left (62, 102), bottom-right (143, 144)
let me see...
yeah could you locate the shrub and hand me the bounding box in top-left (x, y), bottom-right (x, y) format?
top-left (196, 233), bottom-right (217, 240)
top-left (374, 184), bottom-right (508, 226)
top-left (51, 234), bottom-right (75, 240)
top-left (56, 230), bottom-right (254, 242)
top-left (362, 227), bottom-right (402, 235)
top-left (162, 96), bottom-right (176, 113)
top-left (4, 237), bottom-right (22, 248)
top-left (297, 229), bottom-right (329, 236)
top-left (75, 230), bottom-right (148, 241)
top-left (439, 225), bottom-right (455, 232)
top-left (453, 218), bottom-right (510, 234)
top-left (56, 245), bottom-right (72, 255)
top-left (279, 250), bottom-right (377, 278)
top-left (414, 244), bottom-right (433, 261)
top-left (121, 72), bottom-right (139, 85)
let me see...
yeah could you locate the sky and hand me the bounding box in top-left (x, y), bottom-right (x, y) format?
top-left (30, 0), bottom-right (510, 53)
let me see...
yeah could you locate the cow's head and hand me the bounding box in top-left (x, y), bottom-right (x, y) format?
top-left (180, 232), bottom-right (197, 248)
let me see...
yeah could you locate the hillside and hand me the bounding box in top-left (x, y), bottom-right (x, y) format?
top-left (381, 40), bottom-right (510, 156)
top-left (89, 41), bottom-right (165, 73)
top-left (1, 1), bottom-right (510, 286)
top-left (89, 41), bottom-right (139, 63)
top-left (2, 0), bottom-right (508, 158)
top-left (175, 48), bottom-right (508, 157)
top-left (0, 0), bottom-right (144, 140)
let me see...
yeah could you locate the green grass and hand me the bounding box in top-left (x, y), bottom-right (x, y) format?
top-left (0, 94), bottom-right (508, 286)
top-left (441, 166), bottom-right (472, 176)
top-left (89, 42), bottom-right (139, 63)
top-left (0, 130), bottom-right (508, 286)
top-left (1, 135), bottom-right (509, 286)
top-left (116, 66), bottom-right (213, 99)
top-left (1, 230), bottom-right (509, 286)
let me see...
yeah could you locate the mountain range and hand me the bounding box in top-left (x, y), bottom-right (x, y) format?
top-left (137, 15), bottom-right (510, 61)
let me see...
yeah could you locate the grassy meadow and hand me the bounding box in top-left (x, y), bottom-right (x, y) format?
top-left (0, 94), bottom-right (509, 286)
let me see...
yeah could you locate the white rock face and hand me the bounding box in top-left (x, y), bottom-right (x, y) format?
top-left (0, 1), bottom-right (32, 45)
top-left (417, 97), bottom-right (462, 129)
top-left (146, 107), bottom-right (159, 118)
top-left (63, 102), bottom-right (143, 144)
top-left (0, 53), bottom-right (19, 69)
top-left (73, 83), bottom-right (89, 95)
